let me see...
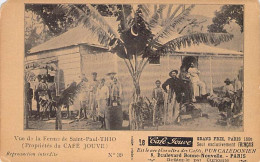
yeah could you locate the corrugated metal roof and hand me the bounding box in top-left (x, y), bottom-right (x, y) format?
top-left (29, 25), bottom-right (105, 54)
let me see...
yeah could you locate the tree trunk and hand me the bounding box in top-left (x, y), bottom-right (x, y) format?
top-left (129, 78), bottom-right (141, 130)
top-left (124, 56), bottom-right (149, 130)
top-left (55, 105), bottom-right (62, 130)
top-left (66, 106), bottom-right (70, 119)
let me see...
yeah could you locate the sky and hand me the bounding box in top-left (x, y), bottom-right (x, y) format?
top-left (191, 5), bottom-right (222, 18)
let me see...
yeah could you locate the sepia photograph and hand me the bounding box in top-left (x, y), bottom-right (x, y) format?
top-left (24, 4), bottom-right (244, 131)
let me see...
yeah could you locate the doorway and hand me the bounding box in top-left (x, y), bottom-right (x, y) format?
top-left (181, 56), bottom-right (198, 72)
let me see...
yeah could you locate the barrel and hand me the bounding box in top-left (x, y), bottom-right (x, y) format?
top-left (105, 106), bottom-right (123, 130)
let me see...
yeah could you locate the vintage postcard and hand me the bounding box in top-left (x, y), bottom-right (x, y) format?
top-left (0, 0), bottom-right (260, 161)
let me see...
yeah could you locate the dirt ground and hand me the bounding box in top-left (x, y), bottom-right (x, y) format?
top-left (143, 103), bottom-right (243, 131)
top-left (27, 103), bottom-right (243, 131)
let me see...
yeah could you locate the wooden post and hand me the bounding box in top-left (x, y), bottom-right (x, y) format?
top-left (55, 105), bottom-right (62, 130)
top-left (152, 99), bottom-right (157, 126)
top-left (55, 61), bottom-right (62, 130)
top-left (129, 103), bottom-right (133, 130)
top-left (80, 47), bottom-right (84, 78)
top-left (167, 53), bottom-right (170, 70)
top-left (57, 64), bottom-right (60, 96)
top-left (163, 93), bottom-right (167, 125)
top-left (210, 56), bottom-right (213, 94)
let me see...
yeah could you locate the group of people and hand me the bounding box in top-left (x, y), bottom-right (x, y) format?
top-left (25, 70), bottom-right (123, 129)
top-left (222, 76), bottom-right (243, 116)
top-left (77, 71), bottom-right (122, 128)
top-left (151, 62), bottom-right (207, 125)
top-left (27, 61), bottom-right (242, 128)
top-left (29, 75), bottom-right (56, 120)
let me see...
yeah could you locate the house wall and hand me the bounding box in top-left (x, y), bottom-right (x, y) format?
top-left (26, 46), bottom-right (81, 94)
top-left (28, 44), bottom-right (243, 112)
top-left (117, 55), bottom-right (243, 111)
top-left (115, 55), bottom-right (182, 110)
top-left (79, 44), bottom-right (184, 110)
top-left (207, 56), bottom-right (243, 88)
top-left (80, 45), bottom-right (117, 78)
top-left (79, 46), bottom-right (243, 111)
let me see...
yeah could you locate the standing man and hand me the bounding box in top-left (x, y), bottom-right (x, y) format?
top-left (106, 71), bottom-right (117, 106)
top-left (179, 66), bottom-right (193, 103)
top-left (26, 82), bottom-right (33, 117)
top-left (110, 77), bottom-right (122, 106)
top-left (35, 76), bottom-right (49, 120)
top-left (162, 70), bottom-right (185, 123)
top-left (188, 62), bottom-right (207, 102)
top-left (88, 72), bottom-right (99, 121)
top-left (34, 75), bottom-right (41, 118)
top-left (97, 78), bottom-right (109, 128)
top-left (77, 75), bottom-right (89, 119)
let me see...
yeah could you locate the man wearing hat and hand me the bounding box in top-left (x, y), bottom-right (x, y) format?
top-left (162, 70), bottom-right (184, 103)
top-left (162, 70), bottom-right (185, 123)
top-left (88, 72), bottom-right (99, 121)
top-left (106, 71), bottom-right (119, 106)
top-left (35, 76), bottom-right (49, 120)
top-left (223, 78), bottom-right (234, 97)
top-left (96, 78), bottom-right (109, 128)
top-left (222, 78), bottom-right (235, 123)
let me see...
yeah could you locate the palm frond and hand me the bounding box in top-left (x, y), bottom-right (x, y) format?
top-left (138, 4), bottom-right (167, 34)
top-left (57, 4), bottom-right (121, 48)
top-left (166, 4), bottom-right (173, 19)
top-left (138, 4), bottom-right (151, 21)
top-left (80, 16), bottom-right (114, 46)
top-left (57, 81), bottom-right (85, 106)
top-left (120, 5), bottom-right (134, 32)
top-left (148, 4), bottom-right (167, 28)
top-left (157, 32), bottom-right (234, 54)
top-left (86, 4), bottom-right (121, 39)
top-left (56, 4), bottom-right (86, 19)
top-left (153, 5), bottom-right (195, 42)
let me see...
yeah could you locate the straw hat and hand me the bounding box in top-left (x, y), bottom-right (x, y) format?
top-left (106, 71), bottom-right (117, 75)
top-left (224, 78), bottom-right (231, 83)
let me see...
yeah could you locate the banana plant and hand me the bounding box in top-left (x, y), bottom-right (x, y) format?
top-left (56, 4), bottom-right (233, 130)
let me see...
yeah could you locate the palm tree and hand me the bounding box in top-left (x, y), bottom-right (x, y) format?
top-left (58, 4), bottom-right (233, 130)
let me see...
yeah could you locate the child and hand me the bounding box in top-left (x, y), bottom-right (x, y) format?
top-left (152, 80), bottom-right (165, 126)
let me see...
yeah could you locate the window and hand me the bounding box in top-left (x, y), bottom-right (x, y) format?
top-left (149, 55), bottom-right (160, 65)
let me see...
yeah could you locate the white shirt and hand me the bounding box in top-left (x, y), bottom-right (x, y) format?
top-left (97, 85), bottom-right (109, 100)
top-left (223, 84), bottom-right (234, 94)
top-left (188, 67), bottom-right (200, 82)
top-left (78, 81), bottom-right (89, 101)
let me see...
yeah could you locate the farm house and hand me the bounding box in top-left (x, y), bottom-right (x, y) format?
top-left (25, 24), bottom-right (243, 111)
